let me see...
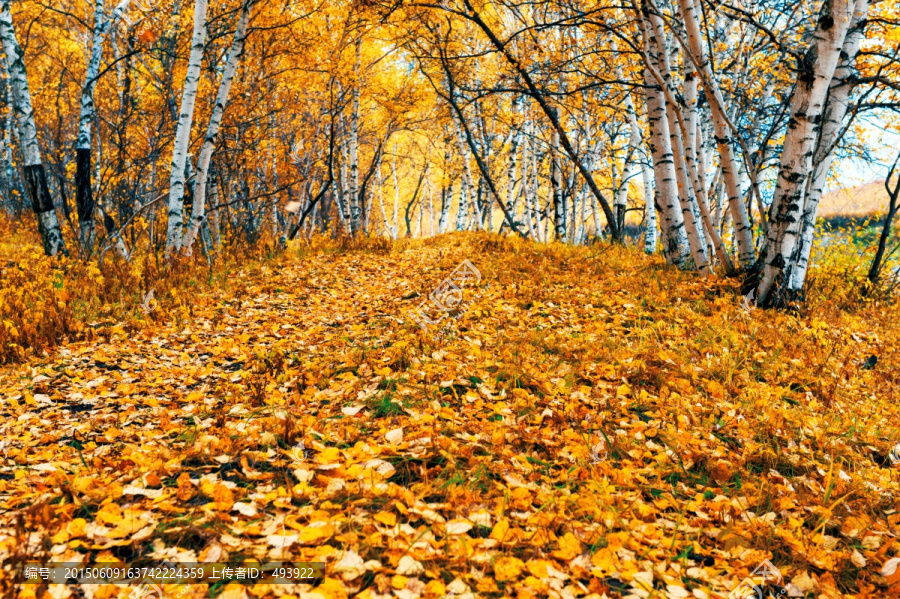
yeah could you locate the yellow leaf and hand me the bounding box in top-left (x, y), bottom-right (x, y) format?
top-left (391, 575), bottom-right (408, 589)
top-left (494, 556), bottom-right (525, 581)
top-left (526, 559), bottom-right (551, 578)
top-left (107, 512), bottom-right (149, 539)
top-left (552, 532), bottom-right (581, 561)
top-left (296, 522), bottom-right (335, 545)
top-left (95, 502), bottom-right (122, 525)
top-left (214, 483), bottom-right (234, 510)
top-left (490, 518), bottom-right (511, 542)
top-left (315, 577), bottom-right (349, 599)
top-left (373, 511), bottom-right (397, 526)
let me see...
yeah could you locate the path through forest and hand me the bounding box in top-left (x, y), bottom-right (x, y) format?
top-left (2, 235), bottom-right (899, 598)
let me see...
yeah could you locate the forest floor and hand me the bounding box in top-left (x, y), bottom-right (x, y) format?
top-left (1, 233), bottom-right (900, 599)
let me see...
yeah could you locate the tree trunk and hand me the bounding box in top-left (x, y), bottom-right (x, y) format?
top-left (182, 0), bottom-right (251, 254)
top-left (165, 0), bottom-right (209, 256)
top-left (649, 11), bottom-right (710, 273)
top-left (504, 114), bottom-right (522, 235)
top-left (757, 0), bottom-right (854, 306)
top-left (675, 0), bottom-right (755, 267)
top-left (337, 117), bottom-right (350, 231)
top-left (0, 0), bottom-right (67, 256)
top-left (550, 122), bottom-right (566, 242)
top-left (638, 11), bottom-right (688, 266)
top-left (522, 121), bottom-right (537, 240)
top-left (460, 0), bottom-right (619, 240)
top-left (619, 80), bottom-right (657, 254)
top-left (789, 0), bottom-right (870, 293)
top-left (209, 169), bottom-right (221, 248)
top-left (437, 180), bottom-right (450, 235)
top-left (349, 38), bottom-right (361, 234)
top-left (867, 156), bottom-right (899, 286)
top-left (74, 0), bottom-right (106, 253)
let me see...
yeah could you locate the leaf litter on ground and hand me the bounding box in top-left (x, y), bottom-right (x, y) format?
top-left (1, 233), bottom-right (899, 599)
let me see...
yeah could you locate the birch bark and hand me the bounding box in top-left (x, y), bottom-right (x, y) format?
top-left (550, 123), bottom-right (566, 242)
top-left (504, 118), bottom-right (522, 235)
top-left (0, 0), bottom-right (67, 255)
top-left (649, 13), bottom-right (710, 273)
top-left (165, 0), bottom-right (209, 256)
top-left (638, 11), bottom-right (688, 266)
top-left (453, 121), bottom-right (476, 231)
top-left (789, 0), bottom-right (870, 293)
top-left (757, 0), bottom-right (854, 305)
top-left (675, 0), bottom-right (755, 266)
top-left (620, 85), bottom-right (656, 254)
top-left (391, 148), bottom-right (400, 238)
top-left (349, 38), bottom-right (361, 234)
top-left (182, 0), bottom-right (251, 254)
top-left (337, 120), bottom-right (349, 231)
top-left (522, 120), bottom-right (537, 240)
top-left (377, 166), bottom-right (394, 239)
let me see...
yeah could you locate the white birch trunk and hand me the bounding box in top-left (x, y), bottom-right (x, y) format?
top-left (75, 0), bottom-right (106, 250)
top-left (583, 126), bottom-right (602, 241)
top-left (349, 39), bottom-right (361, 234)
top-left (675, 0), bottom-right (755, 267)
top-left (621, 82), bottom-right (657, 254)
top-left (757, 0), bottom-right (854, 305)
top-left (270, 150), bottom-right (279, 240)
top-left (209, 171), bottom-right (221, 248)
top-left (652, 14), bottom-right (710, 273)
top-left (0, 0), bottom-right (67, 255)
top-left (182, 0), bottom-right (250, 254)
top-left (576, 179), bottom-right (588, 244)
top-left (455, 179), bottom-right (469, 231)
top-left (641, 160), bottom-right (657, 253)
top-left (789, 0), bottom-right (870, 292)
top-left (377, 167), bottom-right (391, 239)
top-left (613, 41), bottom-right (643, 239)
top-left (521, 125), bottom-right (535, 240)
top-left (337, 128), bottom-right (349, 231)
top-left (550, 126), bottom-right (566, 241)
top-left (614, 160), bottom-right (634, 231)
top-left (437, 180), bottom-right (451, 235)
top-left (391, 149), bottom-right (400, 239)
top-left (415, 179), bottom-right (425, 237)
top-left (428, 177), bottom-right (435, 236)
top-left (680, 54), bottom-right (734, 272)
top-left (638, 11), bottom-right (688, 266)
top-left (505, 123), bottom-right (522, 234)
top-left (73, 0), bottom-right (132, 253)
top-left (453, 123), bottom-right (475, 231)
top-left (165, 0), bottom-right (208, 256)
top-left (365, 179), bottom-right (374, 234)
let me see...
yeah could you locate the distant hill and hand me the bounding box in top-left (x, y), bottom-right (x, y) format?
top-left (819, 180), bottom-right (890, 217)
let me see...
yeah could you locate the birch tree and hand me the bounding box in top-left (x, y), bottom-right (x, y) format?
top-left (349, 38), bottom-right (362, 234)
top-left (637, 10), bottom-right (689, 266)
top-left (756, 0), bottom-right (856, 306)
top-left (788, 0), bottom-right (871, 293)
top-left (182, 0), bottom-right (253, 254)
top-left (0, 0), bottom-right (67, 256)
top-left (165, 0), bottom-right (209, 256)
top-left (671, 0), bottom-right (756, 267)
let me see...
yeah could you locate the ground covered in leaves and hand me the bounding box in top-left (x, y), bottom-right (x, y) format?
top-left (2, 233), bottom-right (900, 599)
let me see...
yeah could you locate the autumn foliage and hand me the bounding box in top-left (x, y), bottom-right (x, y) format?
top-left (1, 0), bottom-right (900, 594)
top-left (1, 231), bottom-right (900, 598)
top-left (0, 215), bottom-right (284, 365)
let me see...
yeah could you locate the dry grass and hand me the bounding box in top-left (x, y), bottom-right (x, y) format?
top-left (819, 180), bottom-right (890, 218)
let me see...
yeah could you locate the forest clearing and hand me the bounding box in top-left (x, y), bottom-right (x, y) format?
top-left (1, 0), bottom-right (900, 596)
